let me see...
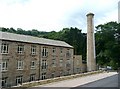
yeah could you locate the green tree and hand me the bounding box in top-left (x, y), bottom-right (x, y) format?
top-left (95, 21), bottom-right (120, 69)
top-left (44, 27), bottom-right (86, 60)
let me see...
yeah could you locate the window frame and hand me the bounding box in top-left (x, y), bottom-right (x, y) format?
top-left (52, 48), bottom-right (56, 53)
top-left (1, 61), bottom-right (7, 71)
top-left (16, 76), bottom-right (22, 85)
top-left (30, 61), bottom-right (35, 69)
top-left (1, 43), bottom-right (9, 54)
top-left (2, 77), bottom-right (7, 87)
top-left (30, 74), bottom-right (35, 81)
top-left (59, 59), bottom-right (63, 67)
top-left (41, 73), bottom-right (46, 80)
top-left (17, 45), bottom-right (24, 54)
top-left (60, 48), bottom-right (63, 54)
top-left (52, 59), bottom-right (56, 67)
top-left (31, 46), bottom-right (36, 55)
top-left (66, 49), bottom-right (71, 57)
top-left (17, 60), bottom-right (24, 70)
top-left (41, 60), bottom-right (47, 70)
top-left (42, 47), bottom-right (48, 57)
top-left (66, 59), bottom-right (71, 67)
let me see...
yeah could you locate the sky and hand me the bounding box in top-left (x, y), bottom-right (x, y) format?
top-left (0, 0), bottom-right (119, 33)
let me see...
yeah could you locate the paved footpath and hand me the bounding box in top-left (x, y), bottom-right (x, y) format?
top-left (34, 72), bottom-right (118, 88)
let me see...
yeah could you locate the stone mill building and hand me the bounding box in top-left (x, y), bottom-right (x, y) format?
top-left (0, 31), bottom-right (86, 87)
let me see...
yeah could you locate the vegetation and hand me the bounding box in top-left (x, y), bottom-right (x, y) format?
top-left (95, 22), bottom-right (120, 69)
top-left (43, 27), bottom-right (87, 60)
top-left (0, 27), bottom-right (48, 37)
top-left (0, 27), bottom-right (87, 60)
top-left (0, 21), bottom-right (120, 69)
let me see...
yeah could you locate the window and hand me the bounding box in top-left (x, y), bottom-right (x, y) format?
top-left (77, 68), bottom-right (80, 73)
top-left (17, 60), bottom-right (24, 70)
top-left (59, 59), bottom-right (63, 67)
top-left (41, 60), bottom-right (47, 69)
top-left (52, 48), bottom-right (56, 53)
top-left (16, 76), bottom-right (22, 85)
top-left (41, 73), bottom-right (46, 80)
top-left (18, 45), bottom-right (24, 54)
top-left (66, 69), bottom-right (70, 75)
top-left (66, 59), bottom-right (71, 67)
top-left (51, 73), bottom-right (55, 78)
top-left (52, 59), bottom-right (56, 67)
top-left (60, 48), bottom-right (63, 57)
top-left (30, 74), bottom-right (35, 81)
top-left (1, 43), bottom-right (9, 54)
top-left (67, 59), bottom-right (70, 64)
top-left (66, 49), bottom-right (71, 57)
top-left (1, 61), bottom-right (7, 71)
top-left (30, 61), bottom-right (35, 69)
top-left (2, 77), bottom-right (7, 87)
top-left (52, 48), bottom-right (56, 55)
top-left (31, 46), bottom-right (36, 55)
top-left (60, 48), bottom-right (63, 54)
top-left (42, 47), bottom-right (48, 57)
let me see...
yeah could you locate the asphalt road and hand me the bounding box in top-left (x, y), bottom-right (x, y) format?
top-left (73, 72), bottom-right (119, 89)
top-left (28, 72), bottom-right (119, 89)
top-left (79, 73), bottom-right (118, 87)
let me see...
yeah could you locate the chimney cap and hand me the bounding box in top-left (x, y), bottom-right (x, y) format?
top-left (86, 13), bottom-right (94, 16)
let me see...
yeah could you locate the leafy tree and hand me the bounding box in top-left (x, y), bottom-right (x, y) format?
top-left (95, 21), bottom-right (120, 69)
top-left (44, 27), bottom-right (86, 60)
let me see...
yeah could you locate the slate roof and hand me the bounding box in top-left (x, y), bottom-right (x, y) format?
top-left (0, 31), bottom-right (73, 48)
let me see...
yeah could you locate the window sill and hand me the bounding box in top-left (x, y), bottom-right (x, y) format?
top-left (17, 52), bottom-right (25, 55)
top-left (17, 53), bottom-right (25, 56)
top-left (30, 68), bottom-right (36, 69)
top-left (1, 70), bottom-right (8, 72)
top-left (42, 56), bottom-right (48, 58)
top-left (41, 69), bottom-right (47, 70)
top-left (30, 54), bottom-right (37, 56)
top-left (31, 53), bottom-right (36, 55)
top-left (17, 69), bottom-right (23, 70)
top-left (1, 53), bottom-right (9, 55)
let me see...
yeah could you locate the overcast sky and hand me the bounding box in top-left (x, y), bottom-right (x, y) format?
top-left (0, 0), bottom-right (119, 33)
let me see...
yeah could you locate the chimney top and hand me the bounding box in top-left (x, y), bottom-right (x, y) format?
top-left (86, 13), bottom-right (94, 17)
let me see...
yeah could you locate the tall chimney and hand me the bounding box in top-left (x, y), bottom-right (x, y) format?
top-left (86, 13), bottom-right (96, 71)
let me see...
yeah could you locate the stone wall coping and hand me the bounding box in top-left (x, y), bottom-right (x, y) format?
top-left (12, 70), bottom-right (103, 88)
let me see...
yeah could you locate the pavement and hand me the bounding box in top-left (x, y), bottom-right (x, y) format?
top-left (31, 72), bottom-right (118, 88)
top-left (78, 73), bottom-right (118, 87)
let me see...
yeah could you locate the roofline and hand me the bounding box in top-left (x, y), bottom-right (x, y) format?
top-left (1, 39), bottom-right (74, 49)
top-left (0, 31), bottom-right (73, 48)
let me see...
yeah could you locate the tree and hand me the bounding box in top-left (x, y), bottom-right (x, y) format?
top-left (44, 27), bottom-right (86, 60)
top-left (95, 21), bottom-right (120, 69)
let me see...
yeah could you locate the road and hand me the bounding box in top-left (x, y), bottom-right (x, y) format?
top-left (29, 72), bottom-right (119, 89)
top-left (79, 73), bottom-right (118, 87)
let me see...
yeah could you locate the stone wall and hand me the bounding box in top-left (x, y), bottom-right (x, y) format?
top-left (1, 40), bottom-right (74, 87)
top-left (19, 70), bottom-right (103, 88)
top-left (73, 55), bottom-right (87, 73)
